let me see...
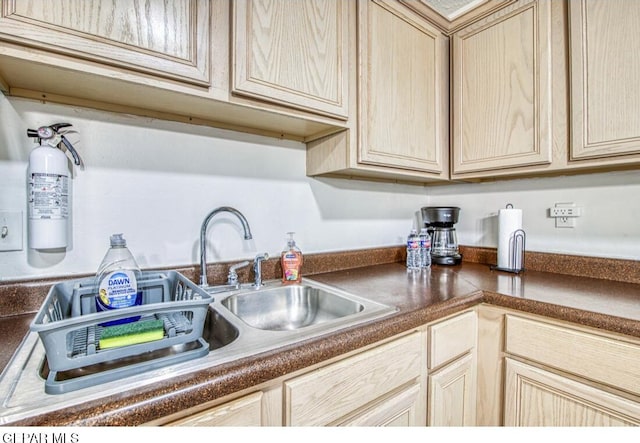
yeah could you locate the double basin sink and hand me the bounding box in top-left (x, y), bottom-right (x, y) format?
top-left (0, 277), bottom-right (396, 424)
top-left (202, 278), bottom-right (397, 358)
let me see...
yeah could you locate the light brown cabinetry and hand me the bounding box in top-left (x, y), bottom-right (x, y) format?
top-left (232, 0), bottom-right (349, 119)
top-left (451, 0), bottom-right (554, 178)
top-left (0, 0), bottom-right (211, 86)
top-left (426, 310), bottom-right (478, 426)
top-left (284, 331), bottom-right (426, 426)
top-left (568, 0), bottom-right (640, 163)
top-left (478, 310), bottom-right (640, 426)
top-left (166, 389), bottom-right (282, 426)
top-left (307, 0), bottom-right (449, 183)
top-left (504, 358), bottom-right (640, 426)
top-left (504, 314), bottom-right (640, 425)
top-left (0, 0), bottom-right (347, 141)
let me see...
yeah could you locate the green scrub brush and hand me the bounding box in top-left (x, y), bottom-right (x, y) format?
top-left (99, 318), bottom-right (165, 350)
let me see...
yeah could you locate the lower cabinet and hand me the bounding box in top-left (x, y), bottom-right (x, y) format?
top-left (494, 309), bottom-right (640, 426)
top-left (284, 331), bottom-right (426, 426)
top-left (155, 305), bottom-right (640, 427)
top-left (504, 358), bottom-right (640, 426)
top-left (428, 353), bottom-right (476, 426)
top-left (426, 310), bottom-right (478, 426)
top-left (166, 387), bottom-right (282, 426)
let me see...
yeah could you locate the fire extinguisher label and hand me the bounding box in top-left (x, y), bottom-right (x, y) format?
top-left (28, 173), bottom-right (69, 220)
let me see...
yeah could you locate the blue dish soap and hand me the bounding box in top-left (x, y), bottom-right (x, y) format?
top-left (95, 233), bottom-right (142, 326)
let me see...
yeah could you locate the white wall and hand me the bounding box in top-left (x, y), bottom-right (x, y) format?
top-left (1, 95), bottom-right (639, 282)
top-left (0, 96), bottom-right (428, 282)
top-left (427, 171), bottom-right (640, 261)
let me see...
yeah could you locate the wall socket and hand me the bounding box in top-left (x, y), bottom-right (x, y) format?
top-left (0, 211), bottom-right (23, 251)
top-left (549, 203), bottom-right (581, 228)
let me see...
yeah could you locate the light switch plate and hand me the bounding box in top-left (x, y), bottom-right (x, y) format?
top-left (0, 211), bottom-right (23, 251)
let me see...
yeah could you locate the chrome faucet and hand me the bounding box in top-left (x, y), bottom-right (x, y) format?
top-left (253, 252), bottom-right (270, 289)
top-left (199, 207), bottom-right (252, 287)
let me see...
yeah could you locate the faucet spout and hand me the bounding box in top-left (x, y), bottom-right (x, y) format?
top-left (199, 207), bottom-right (253, 287)
top-left (253, 252), bottom-right (270, 289)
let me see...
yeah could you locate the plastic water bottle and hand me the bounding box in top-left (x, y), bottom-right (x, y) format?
top-left (419, 228), bottom-right (432, 268)
top-left (406, 229), bottom-right (421, 270)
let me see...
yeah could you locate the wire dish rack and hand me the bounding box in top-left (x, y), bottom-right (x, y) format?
top-left (30, 271), bottom-right (212, 394)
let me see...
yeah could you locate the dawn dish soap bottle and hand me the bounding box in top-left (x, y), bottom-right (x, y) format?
top-left (95, 233), bottom-right (143, 326)
top-left (281, 232), bottom-right (303, 284)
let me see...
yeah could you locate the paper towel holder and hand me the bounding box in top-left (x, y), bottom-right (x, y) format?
top-left (491, 228), bottom-right (526, 274)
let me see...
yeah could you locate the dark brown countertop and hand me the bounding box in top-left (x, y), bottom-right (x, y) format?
top-left (2, 259), bottom-right (639, 426)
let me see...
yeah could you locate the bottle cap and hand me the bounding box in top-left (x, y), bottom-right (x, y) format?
top-left (110, 233), bottom-right (126, 247)
top-left (286, 232), bottom-right (296, 247)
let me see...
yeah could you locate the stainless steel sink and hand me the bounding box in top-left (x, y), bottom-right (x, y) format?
top-left (0, 278), bottom-right (396, 424)
top-left (202, 307), bottom-right (239, 349)
top-left (221, 284), bottom-right (365, 331)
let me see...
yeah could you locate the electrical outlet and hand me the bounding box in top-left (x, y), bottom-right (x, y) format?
top-left (549, 207), bottom-right (582, 217)
top-left (0, 211), bottom-right (23, 251)
top-left (549, 203), bottom-right (581, 228)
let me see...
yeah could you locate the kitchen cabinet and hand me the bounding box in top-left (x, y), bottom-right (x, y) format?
top-left (0, 0), bottom-right (346, 141)
top-left (0, 0), bottom-right (211, 86)
top-left (284, 331), bottom-right (426, 426)
top-left (426, 310), bottom-right (477, 426)
top-left (568, 0), bottom-right (640, 163)
top-left (477, 306), bottom-right (640, 426)
top-left (504, 315), bottom-right (640, 425)
top-left (451, 0), bottom-right (554, 178)
top-left (231, 0), bottom-right (349, 120)
top-left (307, 0), bottom-right (449, 184)
top-left (504, 358), bottom-right (640, 426)
top-left (165, 388), bottom-right (282, 426)
top-left (149, 330), bottom-right (426, 427)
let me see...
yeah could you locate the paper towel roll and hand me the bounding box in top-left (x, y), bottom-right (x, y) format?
top-left (497, 206), bottom-right (523, 269)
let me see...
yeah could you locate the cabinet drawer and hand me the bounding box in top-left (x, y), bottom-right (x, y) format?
top-left (428, 310), bottom-right (477, 369)
top-left (284, 331), bottom-right (423, 426)
top-left (505, 315), bottom-right (640, 396)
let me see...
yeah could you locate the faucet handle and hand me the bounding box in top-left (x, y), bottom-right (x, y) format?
top-left (227, 260), bottom-right (250, 285)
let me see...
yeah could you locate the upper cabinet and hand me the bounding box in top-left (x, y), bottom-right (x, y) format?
top-left (0, 0), bottom-right (210, 86)
top-left (307, 0), bottom-right (450, 184)
top-left (0, 0), bottom-right (348, 141)
top-left (3, 0), bottom-right (640, 183)
top-left (231, 0), bottom-right (349, 120)
top-left (450, 0), bottom-right (554, 178)
top-left (568, 0), bottom-right (640, 162)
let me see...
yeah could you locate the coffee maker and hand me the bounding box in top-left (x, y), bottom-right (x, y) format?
top-left (421, 206), bottom-right (462, 265)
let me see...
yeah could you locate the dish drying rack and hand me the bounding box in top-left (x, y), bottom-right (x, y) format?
top-left (30, 271), bottom-right (212, 394)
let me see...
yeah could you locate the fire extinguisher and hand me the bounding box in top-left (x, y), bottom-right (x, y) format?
top-left (27, 123), bottom-right (82, 250)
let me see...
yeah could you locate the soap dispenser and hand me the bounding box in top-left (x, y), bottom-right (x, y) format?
top-left (281, 232), bottom-right (303, 284)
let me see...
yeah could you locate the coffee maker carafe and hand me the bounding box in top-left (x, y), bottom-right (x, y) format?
top-left (421, 206), bottom-right (462, 265)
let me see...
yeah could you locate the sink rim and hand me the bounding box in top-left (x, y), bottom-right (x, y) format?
top-left (219, 282), bottom-right (369, 331)
top-left (0, 278), bottom-right (397, 424)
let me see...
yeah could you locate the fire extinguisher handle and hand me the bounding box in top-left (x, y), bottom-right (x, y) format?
top-left (60, 135), bottom-right (82, 166)
top-left (50, 123), bottom-right (73, 132)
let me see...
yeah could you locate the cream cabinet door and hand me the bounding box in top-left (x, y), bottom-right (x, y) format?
top-left (232, 0), bottom-right (349, 119)
top-left (165, 388), bottom-right (282, 426)
top-left (451, 0), bottom-right (553, 176)
top-left (357, 0), bottom-right (449, 174)
top-left (428, 353), bottom-right (477, 426)
top-left (569, 0), bottom-right (640, 160)
top-left (342, 383), bottom-right (422, 426)
top-left (427, 311), bottom-right (477, 426)
top-left (0, 0), bottom-right (210, 85)
top-left (504, 358), bottom-right (640, 426)
top-left (284, 331), bottom-right (425, 426)
top-left (167, 392), bottom-right (264, 426)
